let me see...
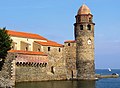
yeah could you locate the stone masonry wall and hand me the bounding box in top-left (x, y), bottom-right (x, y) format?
top-left (15, 54), bottom-right (49, 82)
top-left (75, 13), bottom-right (95, 80)
top-left (0, 53), bottom-right (16, 87)
top-left (64, 42), bottom-right (77, 79)
top-left (42, 46), bottom-right (67, 80)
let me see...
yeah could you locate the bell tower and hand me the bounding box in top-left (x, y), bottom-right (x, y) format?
top-left (74, 4), bottom-right (95, 80)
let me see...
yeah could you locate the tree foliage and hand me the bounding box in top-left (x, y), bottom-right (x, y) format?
top-left (0, 27), bottom-right (12, 70)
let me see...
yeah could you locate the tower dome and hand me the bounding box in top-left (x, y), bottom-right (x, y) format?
top-left (77, 4), bottom-right (91, 15)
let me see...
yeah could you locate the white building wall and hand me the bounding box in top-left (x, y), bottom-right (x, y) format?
top-left (10, 36), bottom-right (47, 51)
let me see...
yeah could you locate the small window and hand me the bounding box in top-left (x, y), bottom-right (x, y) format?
top-left (38, 48), bottom-right (40, 51)
top-left (87, 25), bottom-right (91, 30)
top-left (89, 18), bottom-right (92, 22)
top-left (68, 43), bottom-right (70, 46)
top-left (51, 66), bottom-right (55, 74)
top-left (59, 48), bottom-right (61, 52)
top-left (48, 47), bottom-right (50, 51)
top-left (26, 47), bottom-right (28, 51)
top-left (80, 25), bottom-right (83, 30)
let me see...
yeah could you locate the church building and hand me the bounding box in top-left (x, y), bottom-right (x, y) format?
top-left (0, 4), bottom-right (96, 83)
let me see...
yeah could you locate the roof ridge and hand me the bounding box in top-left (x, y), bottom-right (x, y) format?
top-left (34, 40), bottom-right (63, 47)
top-left (7, 30), bottom-right (48, 40)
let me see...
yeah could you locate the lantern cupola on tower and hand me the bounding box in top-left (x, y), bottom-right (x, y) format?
top-left (75, 4), bottom-right (93, 23)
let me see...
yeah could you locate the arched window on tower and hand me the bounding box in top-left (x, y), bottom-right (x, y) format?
top-left (80, 25), bottom-right (83, 30)
top-left (89, 18), bottom-right (92, 22)
top-left (87, 24), bottom-right (91, 30)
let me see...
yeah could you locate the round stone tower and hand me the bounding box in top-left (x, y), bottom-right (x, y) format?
top-left (74, 4), bottom-right (95, 80)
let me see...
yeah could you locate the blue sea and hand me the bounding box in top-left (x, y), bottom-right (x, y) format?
top-left (16, 69), bottom-right (120, 88)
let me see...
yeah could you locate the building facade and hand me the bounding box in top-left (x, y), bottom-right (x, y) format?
top-left (0, 4), bottom-right (96, 83)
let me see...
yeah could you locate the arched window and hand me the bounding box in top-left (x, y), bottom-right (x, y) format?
top-left (80, 25), bottom-right (83, 30)
top-left (87, 24), bottom-right (91, 30)
top-left (68, 43), bottom-right (70, 46)
top-left (26, 47), bottom-right (28, 51)
top-left (38, 48), bottom-right (40, 51)
top-left (59, 48), bottom-right (61, 52)
top-left (89, 18), bottom-right (92, 22)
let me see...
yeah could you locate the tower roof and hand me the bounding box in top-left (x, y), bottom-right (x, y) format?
top-left (77, 4), bottom-right (91, 15)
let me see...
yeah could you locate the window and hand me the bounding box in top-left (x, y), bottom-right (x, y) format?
top-left (87, 25), bottom-right (91, 30)
top-left (51, 66), bottom-right (55, 74)
top-left (38, 48), bottom-right (40, 51)
top-left (80, 25), bottom-right (83, 30)
top-left (89, 18), bottom-right (92, 22)
top-left (68, 43), bottom-right (70, 46)
top-left (48, 47), bottom-right (50, 51)
top-left (26, 47), bottom-right (28, 51)
top-left (59, 48), bottom-right (61, 52)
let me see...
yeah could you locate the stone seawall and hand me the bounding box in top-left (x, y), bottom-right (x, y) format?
top-left (0, 53), bottom-right (15, 87)
top-left (16, 66), bottom-right (49, 82)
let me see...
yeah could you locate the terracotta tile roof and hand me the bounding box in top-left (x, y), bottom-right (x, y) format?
top-left (64, 40), bottom-right (76, 43)
top-left (34, 40), bottom-right (63, 47)
top-left (9, 50), bottom-right (47, 56)
top-left (7, 30), bottom-right (47, 40)
top-left (78, 4), bottom-right (91, 15)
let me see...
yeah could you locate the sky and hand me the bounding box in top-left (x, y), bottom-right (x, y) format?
top-left (0, 0), bottom-right (120, 69)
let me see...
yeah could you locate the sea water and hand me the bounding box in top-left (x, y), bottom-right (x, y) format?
top-left (16, 69), bottom-right (120, 88)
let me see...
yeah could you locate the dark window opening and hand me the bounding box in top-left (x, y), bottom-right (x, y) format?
top-left (80, 25), bottom-right (83, 30)
top-left (71, 70), bottom-right (73, 79)
top-left (89, 18), bottom-right (92, 22)
top-left (51, 66), bottom-right (54, 74)
top-left (38, 48), bottom-right (40, 51)
top-left (26, 47), bottom-right (28, 51)
top-left (48, 47), bottom-right (50, 51)
top-left (59, 48), bottom-right (61, 52)
top-left (68, 43), bottom-right (70, 46)
top-left (87, 25), bottom-right (91, 30)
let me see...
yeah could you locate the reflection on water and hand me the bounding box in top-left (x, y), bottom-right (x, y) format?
top-left (16, 80), bottom-right (95, 88)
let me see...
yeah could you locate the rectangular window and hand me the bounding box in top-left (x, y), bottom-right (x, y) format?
top-left (26, 47), bottom-right (28, 51)
top-left (80, 25), bottom-right (83, 30)
top-left (38, 48), bottom-right (40, 51)
top-left (59, 48), bottom-right (61, 52)
top-left (48, 47), bottom-right (50, 51)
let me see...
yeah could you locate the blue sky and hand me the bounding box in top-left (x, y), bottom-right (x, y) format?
top-left (0, 0), bottom-right (120, 69)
